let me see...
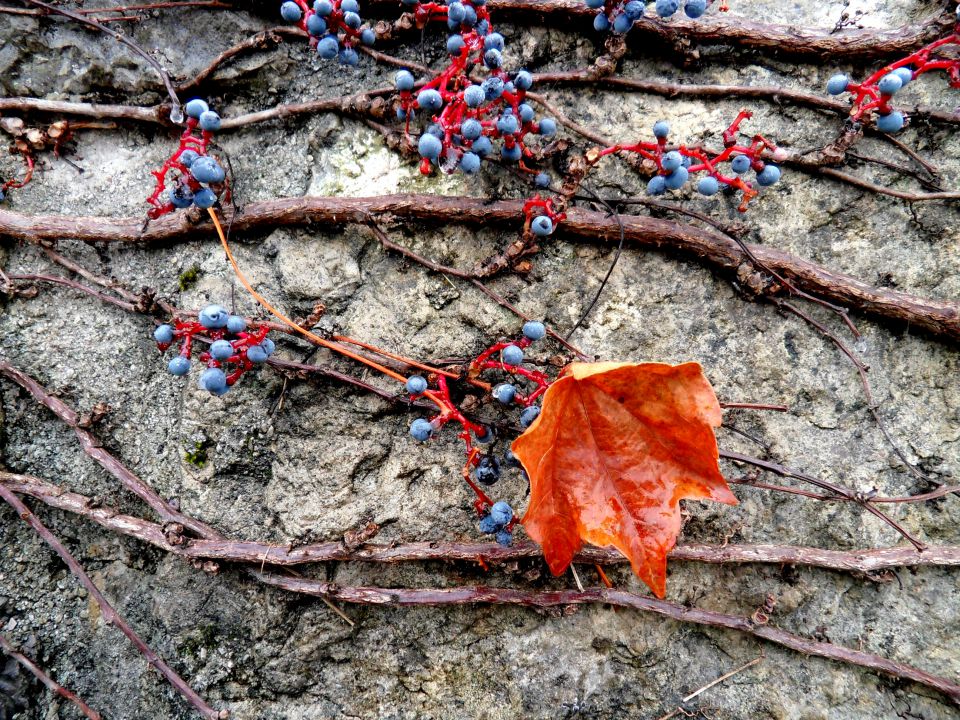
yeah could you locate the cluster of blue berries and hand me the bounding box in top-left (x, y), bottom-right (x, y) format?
top-left (280, 0), bottom-right (375, 66)
top-left (825, 67), bottom-right (915, 133)
top-left (587, 0), bottom-right (711, 35)
top-left (479, 500), bottom-right (515, 546)
top-left (154, 304), bottom-right (275, 395)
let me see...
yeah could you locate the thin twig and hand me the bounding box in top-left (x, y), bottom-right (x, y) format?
top-left (0, 484), bottom-right (226, 719)
top-left (0, 633), bottom-right (103, 720)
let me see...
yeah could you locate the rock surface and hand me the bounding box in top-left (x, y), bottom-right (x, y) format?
top-left (1, 1), bottom-right (959, 719)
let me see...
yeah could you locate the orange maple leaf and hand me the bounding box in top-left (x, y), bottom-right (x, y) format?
top-left (512, 362), bottom-right (737, 598)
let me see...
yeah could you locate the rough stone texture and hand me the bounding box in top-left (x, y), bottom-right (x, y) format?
top-left (1, 1), bottom-right (959, 719)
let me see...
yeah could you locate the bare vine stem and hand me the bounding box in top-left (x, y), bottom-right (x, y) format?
top-left (0, 633), bottom-right (103, 720)
top-left (0, 484), bottom-right (226, 719)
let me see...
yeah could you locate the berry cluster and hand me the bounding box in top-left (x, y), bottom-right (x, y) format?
top-left (154, 304), bottom-right (275, 395)
top-left (479, 500), bottom-right (515, 546)
top-left (825, 8), bottom-right (960, 133)
top-left (406, 320), bottom-right (552, 539)
top-left (392, 1), bottom-right (558, 176)
top-left (586, 0), bottom-right (726, 34)
top-left (280, 0), bottom-right (375, 66)
top-left (146, 99), bottom-right (229, 219)
top-left (589, 111), bottom-right (784, 212)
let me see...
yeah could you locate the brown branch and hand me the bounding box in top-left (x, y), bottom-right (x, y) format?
top-left (19, 0), bottom-right (182, 115)
top-left (0, 359), bottom-right (220, 539)
top-left (0, 97), bottom-right (165, 124)
top-left (0, 484), bottom-right (227, 719)
top-left (0, 633), bottom-right (103, 720)
top-left (359, 0), bottom-right (954, 61)
top-left (251, 570), bottom-right (960, 705)
top-left (532, 74), bottom-right (960, 126)
top-left (4, 471), bottom-right (960, 575)
top-left (2, 195), bottom-right (957, 343)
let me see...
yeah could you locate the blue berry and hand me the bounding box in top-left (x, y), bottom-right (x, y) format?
top-left (655, 0), bottom-right (679, 17)
top-left (502, 344), bottom-right (524, 366)
top-left (167, 356), bottom-right (191, 376)
top-left (426, 123), bottom-right (444, 138)
top-left (684, 0), bottom-right (706, 18)
top-left (503, 448), bottom-right (521, 468)
top-left (247, 345), bottom-right (268, 363)
top-left (756, 164), bottom-right (782, 187)
top-left (460, 152), bottom-right (481, 174)
top-left (417, 88), bottom-right (443, 112)
top-left (226, 315), bottom-right (246, 334)
top-left (343, 11), bottom-right (361, 29)
top-left (472, 136), bottom-right (492, 156)
top-left (200, 367), bottom-right (227, 393)
top-left (514, 70), bottom-right (533, 90)
top-left (341, 0), bottom-right (359, 11)
top-left (484, 32), bottom-right (504, 51)
top-left (395, 70), bottom-right (415, 91)
top-left (474, 456), bottom-right (501, 486)
top-left (495, 529), bottom-right (513, 547)
top-left (461, 118), bottom-right (482, 140)
top-left (418, 133), bottom-right (443, 160)
top-left (409, 418), bottom-right (434, 442)
top-left (593, 12), bottom-right (610, 31)
top-left (664, 166), bottom-right (689, 190)
top-left (464, 84), bottom-right (485, 107)
top-left (731, 154), bottom-right (752, 174)
top-left (538, 118), bottom-right (557, 136)
top-left (612, 13), bottom-right (632, 33)
top-left (446, 34), bottom-right (465, 54)
top-left (198, 110), bottom-right (221, 132)
top-left (170, 186), bottom-right (194, 209)
top-left (519, 405), bottom-right (540, 428)
top-left (479, 515), bottom-right (499, 534)
top-left (447, 1), bottom-right (466, 22)
top-left (198, 304), bottom-right (229, 329)
top-left (518, 104), bottom-right (535, 123)
top-left (652, 120), bottom-right (670, 139)
top-left (647, 175), bottom-right (667, 195)
top-left (482, 76), bottom-right (504, 100)
top-left (625, 0), bottom-right (643, 19)
top-left (534, 172), bottom-right (550, 188)
top-left (826, 73), bottom-right (849, 95)
top-left (892, 67), bottom-right (913, 85)
top-left (586, 0), bottom-right (604, 7)
top-left (154, 324), bottom-right (175, 344)
top-left (877, 73), bottom-right (903, 95)
top-left (461, 4), bottom-right (477, 25)
top-left (190, 156), bottom-right (225, 184)
top-left (178, 149), bottom-right (200, 167)
top-left (697, 176), bottom-right (720, 196)
top-left (339, 48), bottom-right (359, 66)
top-left (530, 215), bottom-right (553, 236)
top-left (0, 189), bottom-right (5, 203)
top-left (501, 144), bottom-right (522, 162)
top-left (876, 110), bottom-right (905, 133)
top-left (484, 49), bottom-right (503, 69)
top-left (317, 35), bottom-right (339, 59)
top-left (280, 1), bottom-right (301, 21)
top-left (184, 98), bottom-right (208, 118)
top-left (361, 28), bottom-right (375, 45)
top-left (474, 425), bottom-right (495, 444)
top-left (490, 500), bottom-right (513, 526)
top-left (661, 150), bottom-right (683, 172)
top-left (406, 375), bottom-right (428, 394)
top-left (260, 338), bottom-right (276, 356)
top-left (210, 339), bottom-right (234, 360)
top-left (307, 13), bottom-right (327, 34)
top-left (497, 114), bottom-right (519, 135)
top-left (193, 188), bottom-right (218, 209)
top-left (492, 383), bottom-right (517, 404)
top-left (314, 0), bottom-right (332, 13)
top-left (522, 320), bottom-right (546, 340)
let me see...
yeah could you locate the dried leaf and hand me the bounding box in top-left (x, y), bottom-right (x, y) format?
top-left (513, 362), bottom-right (736, 597)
